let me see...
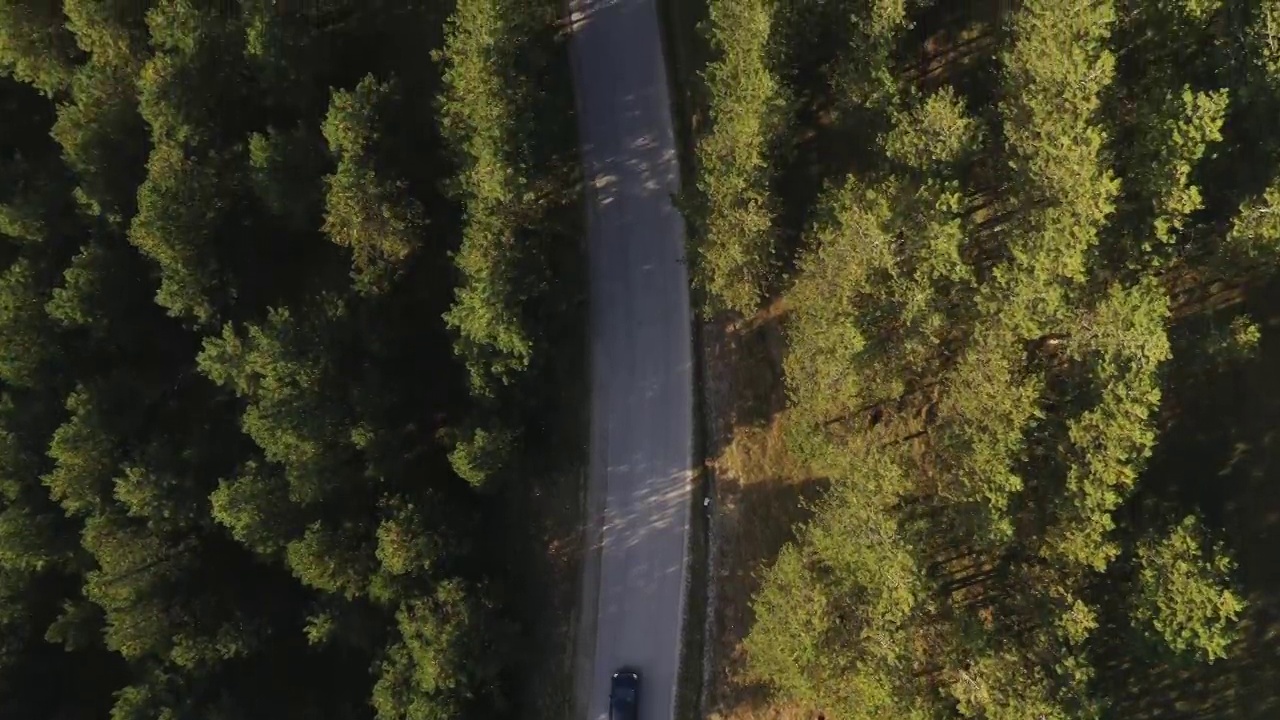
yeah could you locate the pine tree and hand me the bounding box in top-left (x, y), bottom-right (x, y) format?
top-left (691, 0), bottom-right (785, 314)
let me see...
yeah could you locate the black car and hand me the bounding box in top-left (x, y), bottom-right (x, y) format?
top-left (610, 669), bottom-right (639, 720)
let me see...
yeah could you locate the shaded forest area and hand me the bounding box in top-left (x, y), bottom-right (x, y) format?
top-left (690, 0), bottom-right (1280, 717)
top-left (0, 0), bottom-right (579, 718)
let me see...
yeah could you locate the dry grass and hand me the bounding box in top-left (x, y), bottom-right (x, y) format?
top-left (707, 704), bottom-right (814, 720)
top-left (698, 299), bottom-right (828, 720)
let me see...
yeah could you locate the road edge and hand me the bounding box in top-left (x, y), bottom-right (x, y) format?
top-left (563, 5), bottom-right (603, 718)
top-left (655, 0), bottom-right (713, 716)
top-left (565, 1), bottom-right (703, 717)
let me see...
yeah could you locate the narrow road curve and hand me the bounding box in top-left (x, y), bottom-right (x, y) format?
top-left (566, 0), bottom-right (695, 719)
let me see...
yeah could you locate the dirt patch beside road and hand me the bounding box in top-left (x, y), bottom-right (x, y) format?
top-left (697, 300), bottom-right (826, 720)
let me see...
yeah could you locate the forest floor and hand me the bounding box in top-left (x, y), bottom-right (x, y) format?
top-left (1105, 283), bottom-right (1280, 720)
top-left (495, 17), bottom-right (591, 718)
top-left (663, 0), bottom-right (1280, 715)
top-left (495, 262), bottom-right (587, 720)
top-left (692, 290), bottom-right (1280, 720)
top-left (698, 299), bottom-right (827, 720)
top-left (497, 345), bottom-right (588, 720)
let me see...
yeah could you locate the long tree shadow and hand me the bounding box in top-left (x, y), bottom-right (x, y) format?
top-left (702, 301), bottom-right (790, 460)
top-left (902, 0), bottom-right (1005, 105)
top-left (708, 468), bottom-right (829, 715)
top-left (764, 0), bottom-right (885, 293)
top-left (701, 299), bottom-right (806, 714)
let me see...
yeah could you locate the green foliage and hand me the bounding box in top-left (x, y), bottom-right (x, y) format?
top-left (1246, 0), bottom-right (1280, 83)
top-left (1104, 0), bottom-right (1230, 267)
top-left (0, 201), bottom-right (45, 244)
top-left (207, 462), bottom-right (297, 557)
top-left (0, 257), bottom-right (53, 387)
top-left (52, 0), bottom-right (149, 224)
top-left (109, 672), bottom-right (181, 720)
top-left (322, 76), bottom-right (425, 292)
top-left (127, 143), bottom-right (225, 324)
top-left (744, 0), bottom-right (1260, 713)
top-left (242, 0), bottom-right (327, 114)
top-left (107, 670), bottom-right (244, 720)
top-left (1042, 278), bottom-right (1171, 571)
top-left (434, 0), bottom-right (560, 500)
top-left (126, 0), bottom-right (252, 324)
top-left (442, 207), bottom-right (531, 395)
top-left (46, 237), bottom-right (115, 330)
top-left (249, 125), bottom-right (326, 231)
top-left (0, 0), bottom-right (78, 95)
top-left (376, 499), bottom-right (442, 577)
top-left (113, 452), bottom-right (210, 534)
top-left (1132, 88), bottom-right (1228, 248)
top-left (51, 63), bottom-right (147, 224)
top-left (372, 582), bottom-right (509, 720)
top-left (285, 520), bottom-right (377, 600)
top-left (1206, 314), bottom-right (1263, 361)
top-left (0, 0), bottom-right (565, 715)
top-left (691, 0), bottom-right (784, 314)
top-left (198, 302), bottom-right (360, 506)
top-left (785, 173), bottom-right (972, 452)
top-left (742, 546), bottom-right (832, 707)
top-left (42, 387), bottom-right (115, 518)
top-left (81, 510), bottom-right (251, 668)
top-left (884, 88), bottom-right (983, 171)
top-left (997, 0), bottom-right (1119, 304)
top-left (1227, 182), bottom-right (1280, 263)
top-left (784, 177), bottom-right (894, 433)
top-left (745, 454), bottom-right (930, 719)
top-left (61, 0), bottom-right (147, 68)
top-left (932, 325), bottom-right (1041, 542)
top-left (829, 0), bottom-right (911, 109)
top-left (444, 424), bottom-right (514, 490)
top-left (946, 646), bottom-right (1069, 720)
top-left (437, 0), bottom-right (534, 394)
top-left (1134, 515), bottom-right (1245, 662)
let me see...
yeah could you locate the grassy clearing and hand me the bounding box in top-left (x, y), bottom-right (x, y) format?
top-left (697, 300), bottom-right (829, 720)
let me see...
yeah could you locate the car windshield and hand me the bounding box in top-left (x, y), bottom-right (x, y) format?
top-left (613, 686), bottom-right (636, 703)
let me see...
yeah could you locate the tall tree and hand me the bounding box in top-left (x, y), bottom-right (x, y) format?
top-left (322, 75), bottom-right (424, 293)
top-left (691, 0), bottom-right (785, 314)
top-left (437, 0), bottom-right (534, 395)
top-left (1133, 514), bottom-right (1245, 662)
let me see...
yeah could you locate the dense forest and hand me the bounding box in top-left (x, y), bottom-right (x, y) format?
top-left (693, 0), bottom-right (1280, 717)
top-left (0, 0), bottom-right (576, 718)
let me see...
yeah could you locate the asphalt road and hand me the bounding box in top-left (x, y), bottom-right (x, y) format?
top-left (566, 0), bottom-right (695, 719)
